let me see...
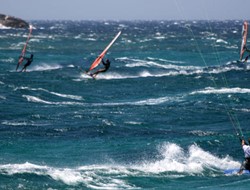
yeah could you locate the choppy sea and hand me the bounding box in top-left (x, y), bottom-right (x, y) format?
top-left (0, 20), bottom-right (250, 189)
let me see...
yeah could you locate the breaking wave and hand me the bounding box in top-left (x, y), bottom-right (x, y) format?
top-left (0, 143), bottom-right (240, 188)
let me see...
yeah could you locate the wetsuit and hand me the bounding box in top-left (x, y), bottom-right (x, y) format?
top-left (21, 54), bottom-right (33, 72)
top-left (243, 47), bottom-right (250, 62)
top-left (91, 59), bottom-right (110, 77)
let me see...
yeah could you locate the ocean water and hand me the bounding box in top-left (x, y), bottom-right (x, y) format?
top-left (0, 20), bottom-right (250, 189)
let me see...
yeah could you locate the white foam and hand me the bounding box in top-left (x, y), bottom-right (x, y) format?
top-left (2, 121), bottom-right (29, 126)
top-left (80, 72), bottom-right (138, 80)
top-left (120, 57), bottom-right (200, 71)
top-left (2, 119), bottom-right (48, 127)
top-left (136, 143), bottom-right (239, 174)
top-left (190, 87), bottom-right (250, 95)
top-left (216, 39), bottom-right (228, 44)
top-left (0, 162), bottom-right (48, 175)
top-left (30, 63), bottom-right (63, 72)
top-left (0, 162), bottom-right (83, 186)
top-left (51, 92), bottom-right (83, 100)
top-left (84, 38), bottom-right (97, 41)
top-left (92, 96), bottom-right (179, 107)
top-left (23, 95), bottom-right (54, 104)
top-left (49, 168), bottom-right (83, 185)
top-left (240, 108), bottom-right (250, 112)
top-left (133, 96), bottom-right (176, 105)
top-left (16, 86), bottom-right (83, 100)
top-left (125, 121), bottom-right (142, 125)
top-left (147, 57), bottom-right (186, 64)
top-left (118, 57), bottom-right (249, 78)
top-left (22, 95), bottom-right (84, 106)
top-left (67, 64), bottom-right (75, 68)
top-left (0, 162), bottom-right (133, 188)
top-left (0, 144), bottom-right (240, 187)
top-left (29, 38), bottom-right (40, 43)
top-left (154, 36), bottom-right (165, 40)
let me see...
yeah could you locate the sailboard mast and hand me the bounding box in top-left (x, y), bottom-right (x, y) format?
top-left (88, 31), bottom-right (121, 72)
top-left (240, 21), bottom-right (248, 61)
top-left (16, 25), bottom-right (33, 71)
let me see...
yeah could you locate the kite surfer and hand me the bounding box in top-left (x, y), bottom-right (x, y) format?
top-left (89, 58), bottom-right (111, 78)
top-left (20, 54), bottom-right (34, 72)
top-left (238, 137), bottom-right (250, 175)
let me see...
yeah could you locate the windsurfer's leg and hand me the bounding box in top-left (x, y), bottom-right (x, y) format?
top-left (21, 66), bottom-right (27, 72)
top-left (92, 68), bottom-right (106, 77)
top-left (244, 55), bottom-right (249, 63)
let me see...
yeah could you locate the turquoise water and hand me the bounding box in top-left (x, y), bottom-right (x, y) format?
top-left (0, 20), bottom-right (250, 189)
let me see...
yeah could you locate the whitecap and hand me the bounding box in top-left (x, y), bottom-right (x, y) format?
top-left (92, 95), bottom-right (180, 106)
top-left (190, 87), bottom-right (250, 95)
top-left (29, 38), bottom-right (40, 43)
top-left (0, 143), bottom-right (240, 188)
top-left (135, 143), bottom-right (239, 174)
top-left (216, 39), bottom-right (228, 44)
top-left (0, 162), bottom-right (83, 186)
top-left (30, 63), bottom-right (63, 71)
top-left (22, 95), bottom-right (84, 106)
top-left (2, 121), bottom-right (29, 126)
top-left (147, 57), bottom-right (186, 64)
top-left (23, 95), bottom-right (54, 104)
top-left (0, 162), bottom-right (134, 188)
top-left (16, 87), bottom-right (83, 101)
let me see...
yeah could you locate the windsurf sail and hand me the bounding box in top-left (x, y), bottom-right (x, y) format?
top-left (16, 25), bottom-right (33, 71)
top-left (240, 21), bottom-right (248, 61)
top-left (88, 31), bottom-right (121, 72)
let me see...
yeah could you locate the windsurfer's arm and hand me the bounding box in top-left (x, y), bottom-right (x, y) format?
top-left (243, 46), bottom-right (250, 52)
top-left (102, 59), bottom-right (105, 65)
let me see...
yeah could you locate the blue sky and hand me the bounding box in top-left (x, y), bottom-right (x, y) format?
top-left (1, 0), bottom-right (250, 20)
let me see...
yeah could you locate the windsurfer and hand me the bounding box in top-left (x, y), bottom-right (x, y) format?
top-left (238, 138), bottom-right (250, 175)
top-left (90, 59), bottom-right (110, 78)
top-left (242, 46), bottom-right (250, 63)
top-left (21, 54), bottom-right (34, 72)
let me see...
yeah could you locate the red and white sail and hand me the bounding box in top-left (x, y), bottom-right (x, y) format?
top-left (88, 31), bottom-right (121, 71)
top-left (16, 25), bottom-right (33, 70)
top-left (240, 21), bottom-right (248, 61)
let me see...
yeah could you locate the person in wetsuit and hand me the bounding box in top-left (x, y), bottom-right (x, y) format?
top-left (242, 46), bottom-right (250, 63)
top-left (238, 138), bottom-right (250, 174)
top-left (91, 59), bottom-right (110, 78)
top-left (21, 54), bottom-right (33, 72)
